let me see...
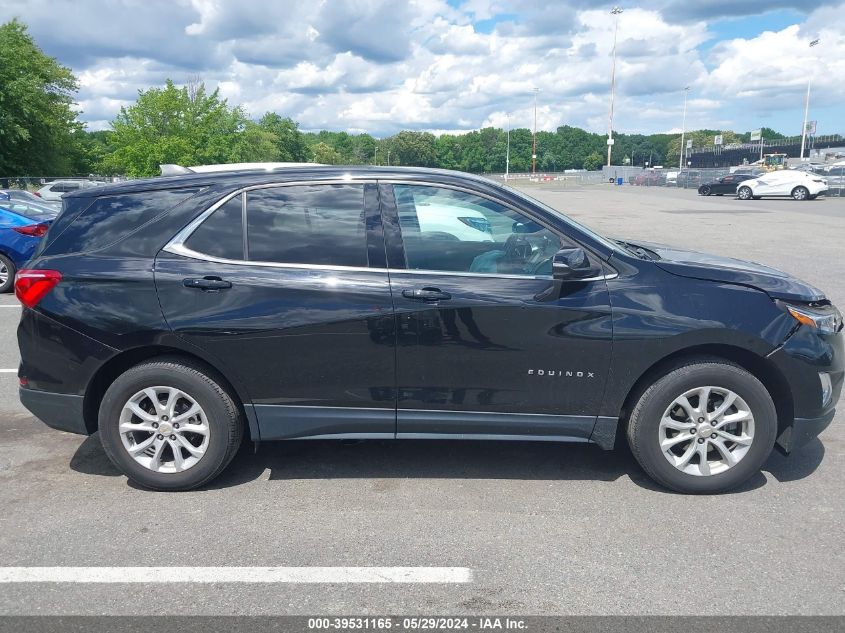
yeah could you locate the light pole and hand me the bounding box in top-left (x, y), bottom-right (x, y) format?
top-left (532, 88), bottom-right (539, 175)
top-left (678, 86), bottom-right (690, 171)
top-left (505, 114), bottom-right (510, 181)
top-left (800, 38), bottom-right (820, 160)
top-left (607, 6), bottom-right (623, 167)
top-left (374, 146), bottom-right (379, 165)
top-left (387, 149), bottom-right (391, 166)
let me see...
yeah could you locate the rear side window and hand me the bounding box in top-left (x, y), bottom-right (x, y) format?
top-left (43, 188), bottom-right (199, 255)
top-left (184, 194), bottom-right (244, 261)
top-left (245, 185), bottom-right (366, 267)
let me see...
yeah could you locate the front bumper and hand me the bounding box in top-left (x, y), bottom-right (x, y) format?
top-left (19, 387), bottom-right (88, 435)
top-left (776, 409), bottom-right (835, 454)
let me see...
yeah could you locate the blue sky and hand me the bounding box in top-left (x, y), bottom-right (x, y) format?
top-left (1, 0), bottom-right (843, 138)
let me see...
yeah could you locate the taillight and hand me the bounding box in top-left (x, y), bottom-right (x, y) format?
top-left (15, 269), bottom-right (62, 308)
top-left (33, 192), bottom-right (41, 197)
top-left (12, 223), bottom-right (49, 237)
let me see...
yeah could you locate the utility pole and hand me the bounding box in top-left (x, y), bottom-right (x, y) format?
top-left (387, 149), bottom-right (391, 166)
top-left (607, 6), bottom-right (623, 167)
top-left (678, 86), bottom-right (690, 171)
top-left (374, 146), bottom-right (378, 165)
top-left (532, 88), bottom-right (539, 175)
top-left (800, 38), bottom-right (820, 160)
top-left (505, 114), bottom-right (510, 181)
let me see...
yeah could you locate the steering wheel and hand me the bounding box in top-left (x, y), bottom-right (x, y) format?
top-left (503, 233), bottom-right (532, 265)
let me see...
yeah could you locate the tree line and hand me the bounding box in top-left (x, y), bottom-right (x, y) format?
top-left (1, 19), bottom-right (788, 178)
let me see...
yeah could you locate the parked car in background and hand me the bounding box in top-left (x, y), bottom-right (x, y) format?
top-left (676, 170), bottom-right (702, 188)
top-left (14, 164), bottom-right (843, 494)
top-left (664, 170), bottom-right (679, 186)
top-left (822, 166), bottom-right (845, 189)
top-left (1, 189), bottom-right (61, 210)
top-left (634, 170), bottom-right (665, 186)
top-left (0, 200), bottom-right (57, 292)
top-left (731, 167), bottom-right (764, 177)
top-left (35, 180), bottom-right (101, 202)
top-left (697, 174), bottom-right (756, 196)
top-left (737, 170), bottom-right (828, 201)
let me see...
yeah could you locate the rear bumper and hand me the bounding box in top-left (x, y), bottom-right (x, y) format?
top-left (776, 409), bottom-right (835, 454)
top-left (19, 387), bottom-right (88, 435)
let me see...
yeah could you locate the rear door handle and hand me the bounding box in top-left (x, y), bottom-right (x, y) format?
top-left (402, 287), bottom-right (452, 302)
top-left (183, 276), bottom-right (232, 291)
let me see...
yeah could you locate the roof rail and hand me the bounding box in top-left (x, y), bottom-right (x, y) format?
top-left (159, 162), bottom-right (324, 176)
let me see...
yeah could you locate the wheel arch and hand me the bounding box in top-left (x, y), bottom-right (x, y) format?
top-left (82, 345), bottom-right (258, 439)
top-left (617, 343), bottom-right (794, 439)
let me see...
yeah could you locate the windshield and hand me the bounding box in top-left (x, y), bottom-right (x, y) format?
top-left (504, 185), bottom-right (624, 255)
top-left (0, 201), bottom-right (57, 221)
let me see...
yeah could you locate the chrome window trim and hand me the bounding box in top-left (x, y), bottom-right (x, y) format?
top-left (162, 177), bottom-right (618, 282)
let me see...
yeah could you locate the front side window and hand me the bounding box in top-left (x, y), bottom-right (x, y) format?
top-left (394, 184), bottom-right (562, 276)
top-left (246, 184), bottom-right (367, 267)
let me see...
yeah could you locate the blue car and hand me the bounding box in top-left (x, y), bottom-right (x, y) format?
top-left (0, 200), bottom-right (57, 293)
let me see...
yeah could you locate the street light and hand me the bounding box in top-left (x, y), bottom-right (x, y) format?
top-left (607, 6), bottom-right (623, 167)
top-left (374, 146), bottom-right (379, 166)
top-left (532, 88), bottom-right (539, 175)
top-left (678, 86), bottom-right (690, 171)
top-left (505, 113), bottom-right (510, 181)
top-left (800, 38), bottom-right (820, 160)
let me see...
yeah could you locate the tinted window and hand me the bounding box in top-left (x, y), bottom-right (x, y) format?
top-left (3, 201), bottom-right (56, 220)
top-left (43, 188), bottom-right (198, 255)
top-left (184, 194), bottom-right (244, 260)
top-left (246, 185), bottom-right (367, 267)
top-left (394, 184), bottom-right (562, 276)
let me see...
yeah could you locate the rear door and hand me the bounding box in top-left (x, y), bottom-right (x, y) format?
top-left (155, 182), bottom-right (397, 440)
top-left (380, 182), bottom-right (613, 441)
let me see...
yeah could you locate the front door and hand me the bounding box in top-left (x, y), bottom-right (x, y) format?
top-left (155, 182), bottom-right (397, 440)
top-left (381, 183), bottom-right (613, 441)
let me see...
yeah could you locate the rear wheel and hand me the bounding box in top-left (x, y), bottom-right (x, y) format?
top-left (0, 255), bottom-right (15, 293)
top-left (98, 359), bottom-right (243, 491)
top-left (737, 186), bottom-right (753, 200)
top-left (626, 359), bottom-right (777, 494)
top-left (792, 186), bottom-right (810, 200)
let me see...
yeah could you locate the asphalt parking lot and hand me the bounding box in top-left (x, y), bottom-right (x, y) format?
top-left (0, 184), bottom-right (842, 616)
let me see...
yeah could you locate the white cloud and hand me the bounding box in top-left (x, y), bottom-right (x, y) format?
top-left (1, 0), bottom-right (843, 136)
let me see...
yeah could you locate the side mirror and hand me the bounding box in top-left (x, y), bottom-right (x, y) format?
top-left (552, 247), bottom-right (596, 280)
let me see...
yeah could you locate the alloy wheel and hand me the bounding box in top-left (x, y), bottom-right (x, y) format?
top-left (118, 386), bottom-right (210, 473)
top-left (0, 262), bottom-right (8, 286)
top-left (792, 186), bottom-right (808, 200)
top-left (658, 386), bottom-right (755, 477)
top-left (738, 187), bottom-right (752, 200)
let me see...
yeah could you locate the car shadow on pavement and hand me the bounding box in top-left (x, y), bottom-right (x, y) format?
top-left (68, 433), bottom-right (826, 495)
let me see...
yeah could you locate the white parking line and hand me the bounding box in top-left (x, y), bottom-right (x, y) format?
top-left (0, 567), bottom-right (473, 584)
top-left (0, 304), bottom-right (21, 308)
top-left (0, 369), bottom-right (17, 373)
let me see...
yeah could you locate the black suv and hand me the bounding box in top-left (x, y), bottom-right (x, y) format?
top-left (15, 166), bottom-right (843, 493)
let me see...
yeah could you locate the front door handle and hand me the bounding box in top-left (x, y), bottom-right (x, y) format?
top-left (183, 276), bottom-right (232, 291)
top-left (402, 287), bottom-right (452, 302)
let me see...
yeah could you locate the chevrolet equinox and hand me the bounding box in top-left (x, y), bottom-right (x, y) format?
top-left (15, 165), bottom-right (843, 493)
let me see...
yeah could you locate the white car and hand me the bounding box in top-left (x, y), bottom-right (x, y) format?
top-left (35, 180), bottom-right (101, 201)
top-left (401, 202), bottom-right (494, 242)
top-left (736, 169), bottom-right (828, 201)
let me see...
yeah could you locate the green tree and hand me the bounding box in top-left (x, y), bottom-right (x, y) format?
top-left (311, 141), bottom-right (341, 164)
top-left (257, 113), bottom-right (308, 161)
top-left (386, 131), bottom-right (437, 166)
top-left (102, 79), bottom-right (248, 177)
top-left (0, 19), bottom-right (81, 175)
top-left (583, 151), bottom-right (603, 171)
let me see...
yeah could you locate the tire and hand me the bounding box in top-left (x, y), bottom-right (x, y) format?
top-left (698, 185), bottom-right (711, 196)
top-left (0, 254), bottom-right (15, 294)
top-left (98, 358), bottom-right (244, 491)
top-left (792, 186), bottom-right (809, 201)
top-left (737, 186), bottom-right (753, 200)
top-left (626, 359), bottom-right (777, 494)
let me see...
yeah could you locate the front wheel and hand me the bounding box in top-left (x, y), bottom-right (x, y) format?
top-left (737, 186), bottom-right (753, 200)
top-left (98, 359), bottom-right (244, 491)
top-left (626, 360), bottom-right (777, 494)
top-left (792, 186), bottom-right (809, 200)
top-left (698, 185), bottom-right (711, 196)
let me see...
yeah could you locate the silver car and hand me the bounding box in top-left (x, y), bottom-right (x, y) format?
top-left (35, 180), bottom-right (101, 202)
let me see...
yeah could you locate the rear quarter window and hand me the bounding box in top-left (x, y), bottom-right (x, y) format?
top-left (42, 188), bottom-right (200, 256)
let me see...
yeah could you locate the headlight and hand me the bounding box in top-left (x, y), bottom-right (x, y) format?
top-left (784, 302), bottom-right (843, 334)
